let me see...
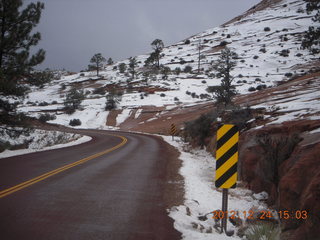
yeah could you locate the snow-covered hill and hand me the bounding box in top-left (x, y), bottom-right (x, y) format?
top-left (16, 0), bottom-right (319, 129)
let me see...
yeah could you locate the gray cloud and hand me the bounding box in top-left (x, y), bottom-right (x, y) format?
top-left (26, 0), bottom-right (261, 71)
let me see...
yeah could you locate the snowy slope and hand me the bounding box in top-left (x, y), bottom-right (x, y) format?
top-left (15, 0), bottom-right (319, 129)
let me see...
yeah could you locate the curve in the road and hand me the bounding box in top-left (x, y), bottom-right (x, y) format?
top-left (0, 134), bottom-right (127, 199)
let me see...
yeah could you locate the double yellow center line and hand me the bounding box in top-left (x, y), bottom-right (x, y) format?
top-left (0, 134), bottom-right (127, 199)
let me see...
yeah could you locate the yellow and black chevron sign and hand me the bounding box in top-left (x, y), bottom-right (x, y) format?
top-left (170, 123), bottom-right (177, 135)
top-left (215, 124), bottom-right (239, 189)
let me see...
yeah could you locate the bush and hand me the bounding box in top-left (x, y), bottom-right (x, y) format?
top-left (255, 78), bottom-right (262, 82)
top-left (184, 65), bottom-right (193, 73)
top-left (256, 84), bottom-right (267, 90)
top-left (248, 87), bottom-right (256, 92)
top-left (179, 59), bottom-right (186, 65)
top-left (202, 80), bottom-right (207, 84)
top-left (38, 101), bottom-right (49, 106)
top-left (160, 93), bottom-right (166, 97)
top-left (184, 39), bottom-right (190, 44)
top-left (69, 119), bottom-right (81, 126)
top-left (285, 72), bottom-right (293, 78)
top-left (174, 97), bottom-right (179, 101)
top-left (38, 113), bottom-right (56, 123)
top-left (186, 91), bottom-right (191, 95)
top-left (245, 223), bottom-right (280, 240)
top-left (279, 49), bottom-right (290, 57)
top-left (28, 70), bottom-right (54, 88)
top-left (253, 55), bottom-right (259, 59)
top-left (259, 48), bottom-right (266, 53)
top-left (264, 27), bottom-right (271, 32)
top-left (51, 100), bottom-right (58, 104)
top-left (64, 88), bottom-right (85, 114)
top-left (184, 112), bottom-right (217, 147)
top-left (220, 41), bottom-right (228, 46)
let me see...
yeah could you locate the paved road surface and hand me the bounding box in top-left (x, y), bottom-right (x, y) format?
top-left (0, 129), bottom-right (181, 240)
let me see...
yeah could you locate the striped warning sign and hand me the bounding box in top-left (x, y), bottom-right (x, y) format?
top-left (170, 123), bottom-right (177, 136)
top-left (215, 124), bottom-right (239, 189)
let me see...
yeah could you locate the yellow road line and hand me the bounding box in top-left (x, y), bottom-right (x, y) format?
top-left (0, 134), bottom-right (127, 199)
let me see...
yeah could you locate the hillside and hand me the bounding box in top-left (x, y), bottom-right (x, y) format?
top-left (13, 0), bottom-right (318, 133)
top-left (2, 0), bottom-right (320, 239)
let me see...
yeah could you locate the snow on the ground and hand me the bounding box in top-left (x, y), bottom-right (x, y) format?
top-left (161, 136), bottom-right (269, 240)
top-left (0, 135), bottom-right (92, 159)
top-left (116, 108), bottom-right (132, 126)
top-left (11, 0), bottom-right (316, 131)
top-left (0, 127), bottom-right (92, 159)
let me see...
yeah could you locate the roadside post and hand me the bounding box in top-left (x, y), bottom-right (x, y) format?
top-left (170, 123), bottom-right (177, 140)
top-left (215, 124), bottom-right (239, 236)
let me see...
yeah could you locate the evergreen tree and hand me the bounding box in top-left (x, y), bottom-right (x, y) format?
top-left (89, 53), bottom-right (106, 76)
top-left (301, 0), bottom-right (320, 54)
top-left (150, 39), bottom-right (164, 68)
top-left (209, 47), bottom-right (238, 106)
top-left (118, 63), bottom-right (126, 73)
top-left (128, 57), bottom-right (138, 79)
top-left (107, 57), bottom-right (113, 65)
top-left (0, 0), bottom-right (45, 95)
top-left (64, 88), bottom-right (85, 114)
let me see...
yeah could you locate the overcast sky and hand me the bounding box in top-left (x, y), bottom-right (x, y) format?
top-left (26, 0), bottom-right (261, 72)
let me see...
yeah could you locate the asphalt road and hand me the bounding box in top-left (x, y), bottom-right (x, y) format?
top-left (0, 129), bottom-right (181, 240)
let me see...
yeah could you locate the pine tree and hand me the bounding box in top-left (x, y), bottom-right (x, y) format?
top-left (128, 57), bottom-right (138, 79)
top-left (210, 47), bottom-right (238, 106)
top-left (89, 53), bottom-right (106, 76)
top-left (107, 57), bottom-right (113, 65)
top-left (118, 63), bottom-right (126, 73)
top-left (0, 0), bottom-right (45, 95)
top-left (301, 0), bottom-right (320, 54)
top-left (151, 39), bottom-right (164, 68)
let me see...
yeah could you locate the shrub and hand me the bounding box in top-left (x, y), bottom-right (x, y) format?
top-left (245, 223), bottom-right (280, 240)
top-left (248, 87), bottom-right (256, 92)
top-left (184, 65), bottom-right (193, 73)
top-left (184, 39), bottom-right (190, 44)
top-left (28, 70), bottom-right (54, 88)
top-left (279, 49), bottom-right (290, 57)
top-left (64, 88), bottom-right (85, 114)
top-left (184, 112), bottom-right (217, 147)
top-left (259, 48), bottom-right (266, 53)
top-left (202, 80), bottom-right (207, 84)
top-left (160, 93), bottom-right (166, 97)
top-left (51, 100), bottom-right (58, 104)
top-left (285, 72), bottom-right (293, 78)
top-left (38, 113), bottom-right (56, 123)
top-left (38, 101), bottom-right (49, 106)
top-left (179, 59), bottom-right (186, 65)
top-left (256, 84), bottom-right (267, 90)
top-left (186, 91), bottom-right (191, 95)
top-left (69, 119), bottom-right (81, 126)
top-left (174, 97), bottom-right (179, 101)
top-left (253, 55), bottom-right (259, 59)
top-left (80, 73), bottom-right (85, 77)
top-left (255, 78), bottom-right (262, 82)
top-left (264, 27), bottom-right (271, 32)
top-left (220, 41), bottom-right (228, 46)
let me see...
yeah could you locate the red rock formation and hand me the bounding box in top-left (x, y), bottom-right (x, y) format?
top-left (239, 120), bottom-right (320, 239)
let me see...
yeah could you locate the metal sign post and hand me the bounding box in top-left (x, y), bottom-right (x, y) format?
top-left (215, 124), bottom-right (239, 236)
top-left (221, 189), bottom-right (228, 233)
